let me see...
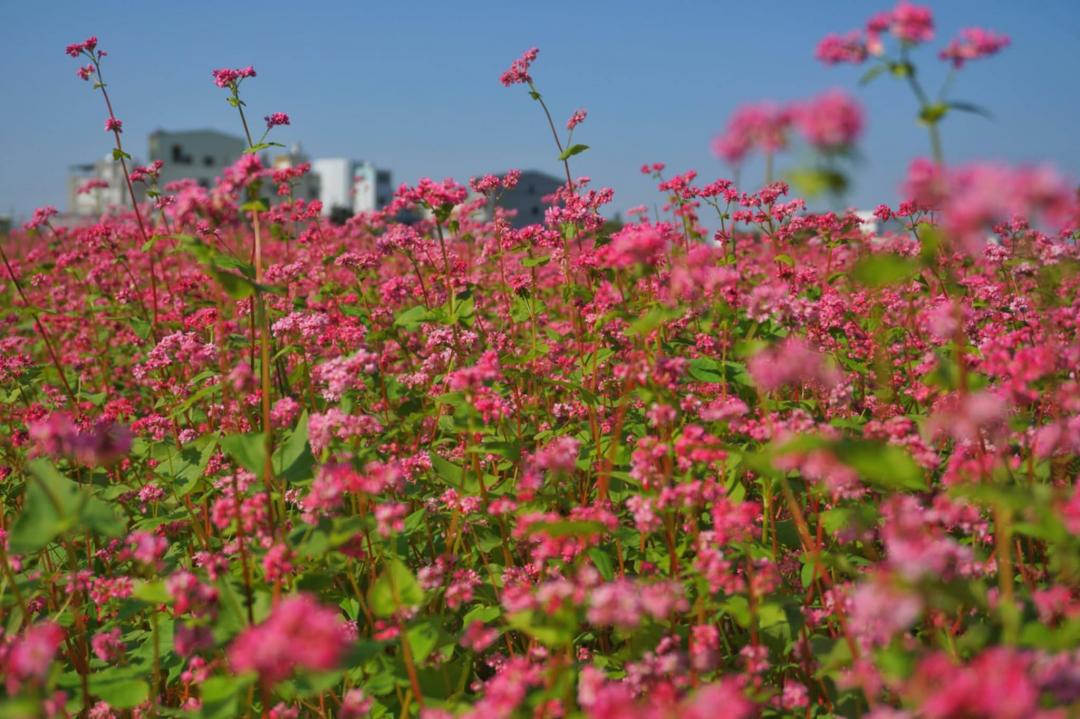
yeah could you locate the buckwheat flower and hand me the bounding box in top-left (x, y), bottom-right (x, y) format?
top-left (849, 579), bottom-right (923, 645)
top-left (461, 621), bottom-right (500, 652)
top-left (87, 702), bottom-right (116, 719)
top-left (23, 205), bottom-right (58, 231)
top-left (748, 337), bottom-right (841, 392)
top-left (340, 690), bottom-right (373, 719)
top-left (888, 1), bottom-right (934, 44)
top-left (105, 117), bottom-right (122, 133)
top-left (816, 31), bottom-right (868, 64)
top-left (4, 622), bottom-right (65, 694)
top-left (77, 63), bottom-right (95, 80)
top-left (499, 47), bottom-right (539, 86)
top-left (128, 530), bottom-right (168, 566)
top-left (939, 27), bottom-right (1010, 68)
top-left (264, 112), bottom-right (290, 129)
top-left (601, 221), bottom-right (675, 269)
top-left (91, 628), bottom-right (125, 662)
top-left (566, 108), bottom-right (588, 130)
top-left (794, 89), bottom-right (864, 151)
top-left (711, 102), bottom-right (792, 165)
top-left (65, 36), bottom-right (97, 58)
top-left (228, 594), bottom-right (348, 684)
top-left (211, 65), bottom-right (255, 89)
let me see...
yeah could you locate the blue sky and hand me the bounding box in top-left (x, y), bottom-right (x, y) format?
top-left (2, 1), bottom-right (1078, 221)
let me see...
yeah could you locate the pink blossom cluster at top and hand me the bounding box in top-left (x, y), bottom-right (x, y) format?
top-left (939, 27), bottom-right (1011, 68)
top-left (816, 1), bottom-right (1009, 70)
top-left (263, 111), bottom-right (290, 129)
top-left (499, 47), bottom-right (539, 86)
top-left (712, 89), bottom-right (863, 164)
top-left (211, 65), bottom-right (256, 89)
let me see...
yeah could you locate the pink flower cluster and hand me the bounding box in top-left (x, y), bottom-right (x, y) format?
top-left (228, 594), bottom-right (349, 683)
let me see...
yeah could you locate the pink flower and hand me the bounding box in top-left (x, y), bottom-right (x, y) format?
top-left (794, 89), bottom-right (864, 151)
top-left (939, 28), bottom-right (1010, 68)
top-left (566, 108), bottom-right (588, 131)
top-left (601, 222), bottom-right (675, 269)
top-left (340, 689), bottom-right (373, 719)
top-left (816, 32), bottom-right (869, 64)
top-left (500, 47), bottom-right (539, 86)
top-left (460, 621), bottom-right (499, 652)
top-left (91, 629), bottom-right (125, 662)
top-left (27, 412), bottom-right (132, 466)
top-left (212, 65), bottom-right (256, 89)
top-left (888, 2), bottom-right (934, 44)
top-left (849, 579), bottom-right (923, 645)
top-left (748, 337), bottom-right (841, 392)
top-left (104, 117), bottom-right (122, 133)
top-left (23, 205), bottom-right (58, 231)
top-left (264, 112), bottom-right (290, 129)
top-left (711, 102), bottom-right (792, 165)
top-left (4, 622), bottom-right (65, 694)
top-left (65, 36), bottom-right (98, 58)
top-left (228, 594), bottom-right (348, 683)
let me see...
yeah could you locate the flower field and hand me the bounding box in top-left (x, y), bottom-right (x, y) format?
top-left (2, 4), bottom-right (1080, 718)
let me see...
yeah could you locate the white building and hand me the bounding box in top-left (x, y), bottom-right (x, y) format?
top-left (148, 129), bottom-right (246, 189)
top-left (67, 154), bottom-right (145, 216)
top-left (311, 158), bottom-right (392, 218)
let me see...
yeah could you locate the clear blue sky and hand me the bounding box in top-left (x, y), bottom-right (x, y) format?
top-left (2, 1), bottom-right (1078, 221)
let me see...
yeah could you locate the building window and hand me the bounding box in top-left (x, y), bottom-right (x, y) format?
top-left (171, 144), bottom-right (192, 165)
top-left (204, 156), bottom-right (215, 167)
top-left (532, 206), bottom-right (540, 216)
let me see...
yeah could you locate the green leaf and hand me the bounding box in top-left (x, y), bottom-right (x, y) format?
top-left (88, 677), bottom-right (148, 709)
top-left (220, 432), bottom-right (267, 476)
top-left (9, 459), bottom-right (123, 554)
top-left (395, 305), bottom-right (432, 331)
top-left (526, 519), bottom-right (604, 539)
top-left (587, 547), bottom-right (615, 581)
top-left (851, 254), bottom-right (920, 288)
top-left (859, 64), bottom-right (888, 86)
top-left (947, 101), bottom-right (992, 119)
top-left (557, 144), bottom-right (589, 161)
top-left (274, 412), bottom-right (314, 482)
top-left (833, 439), bottom-right (927, 492)
top-left (368, 559), bottom-right (424, 617)
top-left (626, 305), bottom-right (682, 337)
top-left (406, 619), bottom-right (441, 663)
top-left (520, 254), bottom-right (551, 268)
top-left (430, 453), bottom-right (464, 489)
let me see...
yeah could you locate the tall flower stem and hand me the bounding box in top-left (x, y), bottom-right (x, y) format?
top-left (89, 54), bottom-right (161, 334)
top-left (231, 88), bottom-right (278, 534)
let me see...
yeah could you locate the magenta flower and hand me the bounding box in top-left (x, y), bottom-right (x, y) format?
top-left (939, 27), bottom-right (1011, 68)
top-left (711, 102), bottom-right (792, 165)
top-left (211, 65), bottom-right (256, 89)
top-left (793, 89), bottom-right (864, 151)
top-left (566, 108), bottom-right (588, 131)
top-left (104, 117), bottom-right (122, 133)
top-left (499, 47), bottom-right (539, 86)
top-left (264, 112), bottom-right (290, 129)
top-left (228, 594), bottom-right (348, 684)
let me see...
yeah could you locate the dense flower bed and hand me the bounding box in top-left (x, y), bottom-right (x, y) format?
top-left (2, 4), bottom-right (1080, 717)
